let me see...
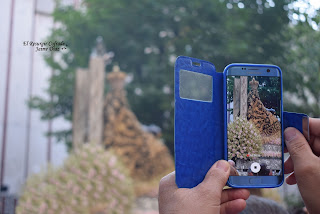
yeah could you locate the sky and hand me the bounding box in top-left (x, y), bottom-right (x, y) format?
top-left (291, 0), bottom-right (320, 29)
top-left (293, 0), bottom-right (320, 15)
top-left (310, 0), bottom-right (320, 9)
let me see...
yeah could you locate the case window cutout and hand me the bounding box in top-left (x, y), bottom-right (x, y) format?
top-left (179, 69), bottom-right (212, 102)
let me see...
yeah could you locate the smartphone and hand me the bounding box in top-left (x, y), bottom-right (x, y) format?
top-left (224, 64), bottom-right (284, 188)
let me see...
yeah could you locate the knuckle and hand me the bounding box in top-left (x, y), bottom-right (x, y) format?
top-left (296, 158), bottom-right (317, 175)
top-left (197, 179), bottom-right (223, 197)
top-left (195, 187), bottom-right (218, 203)
top-left (207, 167), bottom-right (228, 181)
top-left (297, 163), bottom-right (313, 175)
top-left (206, 168), bottom-right (216, 179)
top-left (197, 183), bottom-right (212, 195)
top-left (288, 138), bottom-right (309, 157)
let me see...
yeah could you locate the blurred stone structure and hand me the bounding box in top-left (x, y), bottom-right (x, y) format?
top-left (103, 65), bottom-right (174, 195)
top-left (72, 52), bottom-right (174, 195)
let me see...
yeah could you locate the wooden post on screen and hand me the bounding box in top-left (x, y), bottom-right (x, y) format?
top-left (233, 78), bottom-right (240, 118)
top-left (240, 76), bottom-right (248, 118)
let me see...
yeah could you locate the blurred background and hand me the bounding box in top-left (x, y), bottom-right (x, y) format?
top-left (1, 0), bottom-right (320, 213)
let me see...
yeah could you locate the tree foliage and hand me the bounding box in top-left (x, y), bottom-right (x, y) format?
top-left (255, 76), bottom-right (281, 116)
top-left (281, 23), bottom-right (320, 116)
top-left (29, 0), bottom-right (320, 154)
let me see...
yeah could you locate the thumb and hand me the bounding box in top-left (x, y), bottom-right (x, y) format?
top-left (196, 160), bottom-right (230, 200)
top-left (284, 127), bottom-right (315, 168)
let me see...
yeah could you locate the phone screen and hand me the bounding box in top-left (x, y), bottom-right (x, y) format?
top-left (226, 72), bottom-right (282, 178)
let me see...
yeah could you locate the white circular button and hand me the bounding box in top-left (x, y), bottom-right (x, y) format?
top-left (251, 162), bottom-right (261, 173)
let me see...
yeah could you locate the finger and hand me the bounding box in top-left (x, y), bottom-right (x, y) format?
top-left (159, 171), bottom-right (178, 193)
top-left (230, 165), bottom-right (239, 176)
top-left (158, 172), bottom-right (178, 214)
top-left (309, 118), bottom-right (320, 136)
top-left (302, 207), bottom-right (309, 214)
top-left (221, 188), bottom-right (250, 204)
top-left (309, 135), bottom-right (320, 156)
top-left (284, 156), bottom-right (294, 174)
top-left (286, 173), bottom-right (297, 185)
top-left (220, 199), bottom-right (247, 214)
top-left (284, 128), bottom-right (315, 169)
top-left (196, 160), bottom-right (230, 199)
top-left (309, 118), bottom-right (320, 156)
top-left (228, 160), bottom-right (236, 167)
top-left (312, 137), bottom-right (320, 156)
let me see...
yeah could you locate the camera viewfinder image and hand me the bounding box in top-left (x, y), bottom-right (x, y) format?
top-left (227, 76), bottom-right (281, 176)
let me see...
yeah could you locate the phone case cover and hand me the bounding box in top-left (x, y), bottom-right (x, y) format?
top-left (283, 112), bottom-right (309, 141)
top-left (175, 56), bottom-right (224, 188)
top-left (175, 56), bottom-right (309, 188)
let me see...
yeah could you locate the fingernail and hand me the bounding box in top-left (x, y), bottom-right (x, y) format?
top-left (284, 128), bottom-right (297, 143)
top-left (216, 160), bottom-right (229, 172)
top-left (228, 160), bottom-right (235, 167)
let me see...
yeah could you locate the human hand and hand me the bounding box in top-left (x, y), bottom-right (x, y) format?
top-left (284, 118), bottom-right (320, 214)
top-left (158, 160), bottom-right (249, 214)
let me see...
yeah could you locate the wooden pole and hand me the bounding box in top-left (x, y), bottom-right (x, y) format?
top-left (233, 78), bottom-right (240, 118)
top-left (240, 76), bottom-right (248, 118)
top-left (88, 57), bottom-right (105, 145)
top-left (72, 69), bottom-right (89, 149)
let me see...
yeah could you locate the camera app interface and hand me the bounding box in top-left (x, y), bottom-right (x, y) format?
top-left (227, 76), bottom-right (281, 176)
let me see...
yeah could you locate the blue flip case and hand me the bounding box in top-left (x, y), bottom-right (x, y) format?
top-left (283, 112), bottom-right (309, 141)
top-left (175, 56), bottom-right (309, 188)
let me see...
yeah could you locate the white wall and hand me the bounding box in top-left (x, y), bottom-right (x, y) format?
top-left (0, 0), bottom-right (70, 194)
